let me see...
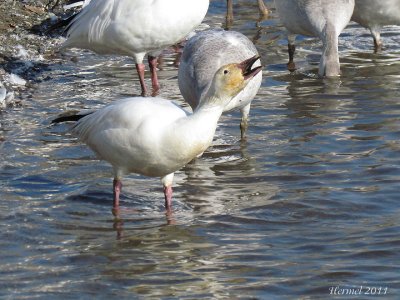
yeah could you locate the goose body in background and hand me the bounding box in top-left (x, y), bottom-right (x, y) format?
top-left (274, 0), bottom-right (355, 77)
top-left (52, 56), bottom-right (261, 213)
top-left (61, 0), bottom-right (209, 96)
top-left (352, 0), bottom-right (400, 51)
top-left (178, 29), bottom-right (262, 138)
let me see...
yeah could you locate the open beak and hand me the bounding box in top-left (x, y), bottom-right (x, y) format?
top-left (238, 55), bottom-right (262, 80)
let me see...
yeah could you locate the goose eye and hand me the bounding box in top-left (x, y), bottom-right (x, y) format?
top-left (223, 69), bottom-right (229, 74)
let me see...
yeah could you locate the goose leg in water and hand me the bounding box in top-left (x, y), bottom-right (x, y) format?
top-left (286, 34), bottom-right (297, 72)
top-left (287, 43), bottom-right (296, 71)
top-left (257, 0), bottom-right (269, 16)
top-left (162, 173), bottom-right (174, 211)
top-left (164, 186), bottom-right (173, 211)
top-left (240, 103), bottom-right (251, 139)
top-left (113, 178), bottom-right (122, 214)
top-left (371, 28), bottom-right (382, 52)
top-left (148, 55), bottom-right (160, 94)
top-left (226, 0), bottom-right (234, 27)
top-left (135, 63), bottom-right (147, 96)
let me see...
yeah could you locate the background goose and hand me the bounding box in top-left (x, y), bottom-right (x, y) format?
top-left (352, 0), bottom-right (400, 51)
top-left (178, 29), bottom-right (262, 139)
top-left (274, 0), bottom-right (355, 77)
top-left (52, 56), bottom-right (261, 213)
top-left (61, 0), bottom-right (209, 96)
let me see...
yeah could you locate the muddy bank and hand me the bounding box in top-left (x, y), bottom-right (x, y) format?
top-left (0, 0), bottom-right (73, 108)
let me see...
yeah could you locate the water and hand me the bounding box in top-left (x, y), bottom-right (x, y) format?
top-left (1, 1), bottom-right (400, 299)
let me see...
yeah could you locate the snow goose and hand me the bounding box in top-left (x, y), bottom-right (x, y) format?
top-left (352, 0), bottom-right (400, 51)
top-left (52, 56), bottom-right (262, 213)
top-left (226, 0), bottom-right (269, 26)
top-left (274, 0), bottom-right (355, 77)
top-left (61, 0), bottom-right (209, 96)
top-left (178, 29), bottom-right (262, 138)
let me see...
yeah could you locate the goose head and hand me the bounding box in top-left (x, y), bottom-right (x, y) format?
top-left (203, 55), bottom-right (262, 107)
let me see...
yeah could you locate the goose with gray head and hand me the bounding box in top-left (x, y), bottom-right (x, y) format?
top-left (178, 29), bottom-right (262, 139)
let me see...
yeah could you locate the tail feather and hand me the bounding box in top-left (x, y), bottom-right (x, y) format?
top-left (52, 111), bottom-right (93, 123)
top-left (46, 14), bottom-right (78, 35)
top-left (46, 0), bottom-right (87, 34)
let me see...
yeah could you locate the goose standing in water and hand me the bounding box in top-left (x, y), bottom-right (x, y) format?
top-left (178, 29), bottom-right (262, 139)
top-left (61, 0), bottom-right (209, 96)
top-left (274, 0), bottom-right (355, 77)
top-left (352, 0), bottom-right (400, 52)
top-left (52, 56), bottom-right (261, 213)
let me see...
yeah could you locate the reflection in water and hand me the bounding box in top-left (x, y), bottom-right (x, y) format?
top-left (179, 135), bottom-right (280, 215)
top-left (1, 0), bottom-right (400, 298)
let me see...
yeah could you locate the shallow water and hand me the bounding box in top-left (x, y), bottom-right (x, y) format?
top-left (1, 1), bottom-right (400, 299)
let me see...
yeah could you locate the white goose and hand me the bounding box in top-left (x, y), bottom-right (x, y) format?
top-left (352, 0), bottom-right (400, 51)
top-left (53, 56), bottom-right (261, 213)
top-left (61, 0), bottom-right (209, 96)
top-left (274, 0), bottom-right (355, 77)
top-left (178, 29), bottom-right (262, 138)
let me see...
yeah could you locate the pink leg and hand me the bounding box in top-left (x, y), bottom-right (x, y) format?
top-left (113, 179), bottom-right (122, 214)
top-left (135, 63), bottom-right (147, 96)
top-left (163, 186), bottom-right (173, 211)
top-left (148, 55), bottom-right (160, 95)
top-left (113, 215), bottom-right (124, 239)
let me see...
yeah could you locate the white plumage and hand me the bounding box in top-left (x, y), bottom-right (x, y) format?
top-left (178, 29), bottom-right (262, 138)
top-left (62, 0), bottom-right (209, 96)
top-left (56, 56), bottom-right (261, 213)
top-left (274, 0), bottom-right (355, 77)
